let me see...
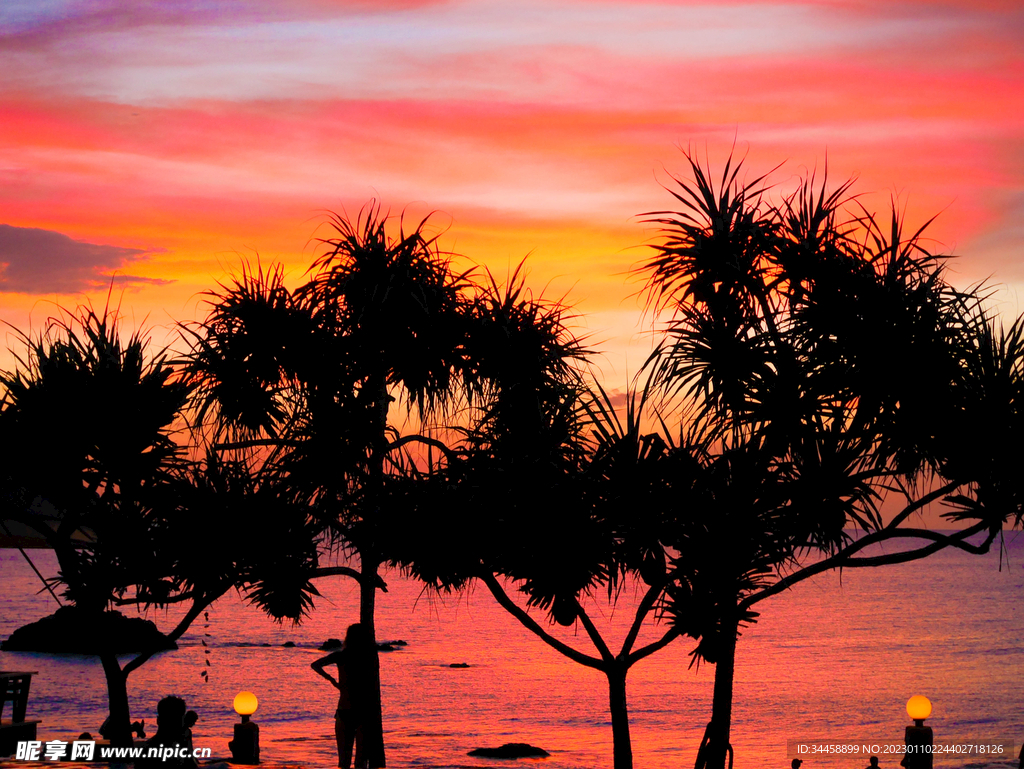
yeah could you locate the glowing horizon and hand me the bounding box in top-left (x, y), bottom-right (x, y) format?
top-left (1, 0), bottom-right (1023, 380)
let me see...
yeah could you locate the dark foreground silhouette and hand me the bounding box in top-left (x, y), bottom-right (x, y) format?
top-left (2, 607), bottom-right (176, 654)
top-left (312, 624), bottom-right (374, 769)
top-left (136, 696), bottom-right (197, 769)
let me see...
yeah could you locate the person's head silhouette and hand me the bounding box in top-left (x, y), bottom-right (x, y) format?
top-left (156, 696), bottom-right (187, 735)
top-left (869, 758), bottom-right (879, 768)
top-left (792, 760), bottom-right (803, 769)
top-left (344, 623), bottom-right (371, 653)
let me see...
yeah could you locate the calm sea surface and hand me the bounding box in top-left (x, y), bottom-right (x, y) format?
top-left (1, 536), bottom-right (1022, 769)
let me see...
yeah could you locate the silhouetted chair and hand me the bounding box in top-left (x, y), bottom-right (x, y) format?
top-left (0, 671), bottom-right (41, 756)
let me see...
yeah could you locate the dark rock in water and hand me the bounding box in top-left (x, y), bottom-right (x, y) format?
top-left (469, 743), bottom-right (549, 759)
top-left (377, 643), bottom-right (395, 652)
top-left (448, 662), bottom-right (470, 668)
top-left (282, 641), bottom-right (296, 648)
top-left (260, 643), bottom-right (272, 647)
top-left (390, 639), bottom-right (408, 646)
top-left (1, 606), bottom-right (177, 655)
top-left (319, 638), bottom-right (342, 650)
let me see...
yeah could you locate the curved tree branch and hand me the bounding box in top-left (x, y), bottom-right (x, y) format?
top-left (480, 571), bottom-right (605, 671)
top-left (313, 565), bottom-right (389, 592)
top-left (884, 481), bottom-right (962, 531)
top-left (574, 600), bottom-right (615, 664)
top-left (618, 578), bottom-right (668, 660)
top-left (122, 592), bottom-right (216, 677)
top-left (740, 519), bottom-right (993, 611)
top-left (385, 434), bottom-right (457, 462)
top-left (839, 523), bottom-right (996, 567)
top-left (627, 626), bottom-right (682, 667)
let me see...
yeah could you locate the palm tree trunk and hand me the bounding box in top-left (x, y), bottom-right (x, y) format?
top-left (607, 665), bottom-right (633, 769)
top-left (360, 552), bottom-right (386, 768)
top-left (358, 373), bottom-right (390, 768)
top-left (343, 373), bottom-right (392, 767)
top-left (99, 653), bottom-right (133, 748)
top-left (58, 544), bottom-right (134, 750)
top-left (705, 618), bottom-right (739, 769)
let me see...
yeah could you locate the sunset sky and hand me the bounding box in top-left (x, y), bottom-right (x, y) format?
top-left (1, 0), bottom-right (1022, 379)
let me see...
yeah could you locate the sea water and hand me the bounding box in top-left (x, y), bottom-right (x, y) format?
top-left (1, 535), bottom-right (1022, 769)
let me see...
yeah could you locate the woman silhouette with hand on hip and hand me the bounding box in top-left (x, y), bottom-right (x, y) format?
top-left (312, 623), bottom-right (374, 769)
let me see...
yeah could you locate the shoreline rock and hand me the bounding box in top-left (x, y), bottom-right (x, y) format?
top-left (468, 743), bottom-right (549, 759)
top-left (1, 606), bottom-right (177, 655)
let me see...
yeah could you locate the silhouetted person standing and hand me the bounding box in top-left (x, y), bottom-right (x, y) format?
top-left (866, 757), bottom-right (880, 769)
top-left (312, 624), bottom-right (374, 769)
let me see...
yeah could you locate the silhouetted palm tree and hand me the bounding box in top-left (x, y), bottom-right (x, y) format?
top-left (185, 203), bottom-right (476, 767)
top-left (0, 306), bottom-right (319, 746)
top-left (0, 307), bottom-right (189, 745)
top-left (639, 150), bottom-right (1020, 769)
top-left (387, 268), bottom-right (688, 769)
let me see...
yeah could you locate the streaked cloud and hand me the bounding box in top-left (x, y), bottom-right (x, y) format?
top-left (0, 224), bottom-right (171, 294)
top-left (0, 0), bottom-right (1021, 378)
top-left (2, 2), bottom-right (1019, 104)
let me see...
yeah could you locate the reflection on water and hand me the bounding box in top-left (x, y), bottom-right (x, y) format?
top-left (1, 537), bottom-right (1022, 769)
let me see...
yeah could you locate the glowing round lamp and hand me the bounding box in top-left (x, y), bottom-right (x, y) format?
top-left (906, 695), bottom-right (932, 722)
top-left (230, 691), bottom-right (261, 764)
top-left (234, 691), bottom-right (259, 718)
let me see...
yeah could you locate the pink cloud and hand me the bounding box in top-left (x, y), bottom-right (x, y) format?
top-left (0, 0), bottom-right (1021, 360)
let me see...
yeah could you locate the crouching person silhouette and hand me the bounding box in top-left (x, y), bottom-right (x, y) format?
top-left (312, 624), bottom-right (374, 769)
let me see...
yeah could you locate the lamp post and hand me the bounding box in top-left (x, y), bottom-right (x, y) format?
top-left (229, 691), bottom-right (260, 764)
top-left (902, 696), bottom-right (933, 769)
